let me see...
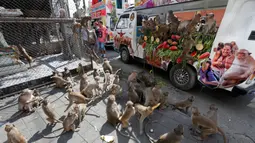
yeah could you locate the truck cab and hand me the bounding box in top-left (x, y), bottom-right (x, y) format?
top-left (113, 0), bottom-right (255, 96)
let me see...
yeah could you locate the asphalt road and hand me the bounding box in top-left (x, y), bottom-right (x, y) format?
top-left (105, 48), bottom-right (255, 142)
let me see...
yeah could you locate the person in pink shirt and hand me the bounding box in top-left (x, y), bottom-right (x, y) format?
top-left (97, 21), bottom-right (108, 58)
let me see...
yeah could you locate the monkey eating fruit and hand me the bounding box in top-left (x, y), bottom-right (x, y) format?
top-left (5, 124), bottom-right (27, 143)
top-left (156, 124), bottom-right (184, 143)
top-left (191, 106), bottom-right (226, 143)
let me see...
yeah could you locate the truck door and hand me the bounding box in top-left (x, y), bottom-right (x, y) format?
top-left (113, 12), bottom-right (133, 54)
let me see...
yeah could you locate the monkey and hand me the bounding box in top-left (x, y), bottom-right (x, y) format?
top-left (128, 81), bottom-right (145, 104)
top-left (18, 89), bottom-right (41, 113)
top-left (72, 103), bottom-right (87, 128)
top-left (81, 77), bottom-right (102, 98)
top-left (200, 13), bottom-right (217, 34)
top-left (77, 63), bottom-right (85, 77)
top-left (104, 70), bottom-right (111, 87)
top-left (135, 103), bottom-right (161, 135)
top-left (178, 12), bottom-right (201, 35)
top-left (220, 49), bottom-right (255, 88)
top-left (51, 74), bottom-right (71, 88)
top-left (106, 95), bottom-right (140, 142)
top-left (80, 73), bottom-right (89, 92)
top-left (64, 88), bottom-right (91, 112)
top-left (172, 96), bottom-right (195, 113)
top-left (103, 58), bottom-right (113, 74)
top-left (119, 101), bottom-right (136, 129)
top-left (191, 106), bottom-right (227, 143)
top-left (43, 110), bottom-right (79, 138)
top-left (155, 124), bottom-right (184, 143)
top-left (127, 70), bottom-right (138, 86)
top-left (167, 10), bottom-right (180, 34)
top-left (5, 124), bottom-right (27, 143)
top-left (17, 44), bottom-right (33, 68)
top-left (106, 95), bottom-right (121, 127)
top-left (159, 92), bottom-right (169, 110)
top-left (41, 99), bottom-right (62, 124)
top-left (137, 70), bottom-right (156, 87)
top-left (52, 71), bottom-right (63, 77)
top-left (113, 74), bottom-right (120, 85)
top-left (63, 67), bottom-right (72, 81)
top-left (108, 84), bottom-right (122, 96)
top-left (205, 104), bottom-right (218, 125)
top-left (151, 85), bottom-right (162, 104)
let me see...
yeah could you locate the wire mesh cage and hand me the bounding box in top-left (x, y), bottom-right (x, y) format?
top-left (0, 0), bottom-right (94, 96)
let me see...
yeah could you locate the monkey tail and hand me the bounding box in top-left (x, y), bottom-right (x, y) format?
top-left (114, 68), bottom-right (122, 75)
top-left (217, 127), bottom-right (227, 143)
top-left (54, 119), bottom-right (63, 123)
top-left (42, 129), bottom-right (65, 138)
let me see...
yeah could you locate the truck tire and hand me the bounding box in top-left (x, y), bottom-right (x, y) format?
top-left (169, 64), bottom-right (197, 91)
top-left (120, 46), bottom-right (130, 64)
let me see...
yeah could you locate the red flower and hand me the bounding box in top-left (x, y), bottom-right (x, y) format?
top-left (191, 51), bottom-right (197, 57)
top-left (142, 42), bottom-right (146, 48)
top-left (199, 52), bottom-right (210, 59)
top-left (163, 44), bottom-right (170, 49)
top-left (169, 46), bottom-right (178, 51)
top-left (176, 57), bottom-right (182, 63)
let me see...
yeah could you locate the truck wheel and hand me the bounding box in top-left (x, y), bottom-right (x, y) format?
top-left (120, 47), bottom-right (130, 64)
top-left (169, 64), bottom-right (197, 91)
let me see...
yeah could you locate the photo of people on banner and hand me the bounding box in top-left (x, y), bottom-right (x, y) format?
top-left (199, 41), bottom-right (255, 88)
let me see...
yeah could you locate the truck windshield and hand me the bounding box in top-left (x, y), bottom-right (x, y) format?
top-left (116, 14), bottom-right (130, 29)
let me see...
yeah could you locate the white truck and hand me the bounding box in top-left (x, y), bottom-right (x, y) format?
top-left (113, 0), bottom-right (255, 96)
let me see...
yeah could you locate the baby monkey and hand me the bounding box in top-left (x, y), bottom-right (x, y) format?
top-left (5, 124), bottom-right (27, 143)
top-left (119, 101), bottom-right (136, 129)
top-left (156, 124), bottom-right (184, 143)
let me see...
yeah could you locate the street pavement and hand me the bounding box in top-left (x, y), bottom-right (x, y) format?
top-left (0, 49), bottom-right (255, 143)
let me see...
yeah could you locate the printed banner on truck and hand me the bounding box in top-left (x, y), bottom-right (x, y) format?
top-left (135, 0), bottom-right (192, 9)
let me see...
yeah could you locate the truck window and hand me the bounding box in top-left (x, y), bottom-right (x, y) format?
top-left (137, 15), bottom-right (144, 26)
top-left (116, 14), bottom-right (130, 29)
top-left (248, 31), bottom-right (255, 40)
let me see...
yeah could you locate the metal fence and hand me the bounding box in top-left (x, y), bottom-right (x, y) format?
top-left (0, 0), bottom-right (94, 96)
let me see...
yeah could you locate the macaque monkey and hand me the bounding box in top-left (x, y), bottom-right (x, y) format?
top-left (200, 13), bottom-right (216, 34)
top-left (119, 101), bottom-right (136, 129)
top-left (167, 10), bottom-right (180, 34)
top-left (43, 110), bottom-right (78, 138)
top-left (159, 92), bottom-right (169, 110)
top-left (63, 67), bottom-right (72, 81)
top-left (156, 124), bottom-right (184, 143)
top-left (103, 58), bottom-right (113, 74)
top-left (106, 95), bottom-right (121, 127)
top-left (205, 104), bottom-right (218, 125)
top-left (108, 84), bottom-right (122, 96)
top-left (127, 70), bottom-right (138, 85)
top-left (80, 73), bottom-right (89, 92)
top-left (220, 49), bottom-right (255, 88)
top-left (18, 89), bottom-right (39, 112)
top-left (51, 74), bottom-right (71, 88)
top-left (77, 63), bottom-right (85, 77)
top-left (65, 88), bottom-right (91, 112)
top-left (52, 71), bottom-right (63, 77)
top-left (172, 96), bottom-right (195, 113)
top-left (5, 124), bottom-right (27, 143)
top-left (72, 103), bottom-right (87, 127)
top-left (41, 99), bottom-right (62, 124)
top-left (113, 75), bottom-right (120, 85)
top-left (81, 77), bottom-right (102, 98)
top-left (104, 70), bottom-right (111, 86)
top-left (178, 12), bottom-right (201, 35)
top-left (128, 81), bottom-right (144, 104)
top-left (137, 70), bottom-right (156, 87)
top-left (17, 44), bottom-right (33, 67)
top-left (191, 106), bottom-right (226, 143)
top-left (135, 103), bottom-right (161, 135)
